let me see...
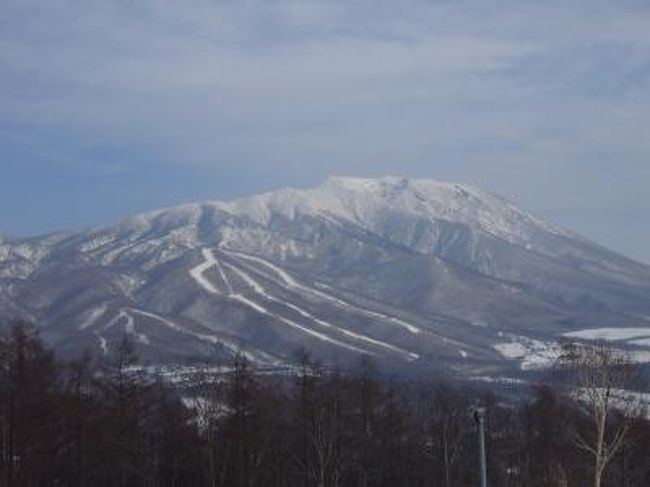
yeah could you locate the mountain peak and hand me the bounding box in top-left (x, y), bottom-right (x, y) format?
top-left (200, 175), bottom-right (571, 251)
top-left (320, 175), bottom-right (466, 194)
top-left (321, 175), bottom-right (410, 191)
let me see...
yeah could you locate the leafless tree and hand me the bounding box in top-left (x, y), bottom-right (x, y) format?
top-left (557, 339), bottom-right (641, 487)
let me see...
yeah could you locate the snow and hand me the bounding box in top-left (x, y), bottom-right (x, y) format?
top-left (190, 248), bottom-right (419, 359)
top-left (124, 312), bottom-right (135, 333)
top-left (98, 309), bottom-right (149, 345)
top-left (229, 262), bottom-right (417, 360)
top-left (136, 333), bottom-right (150, 345)
top-left (113, 274), bottom-right (141, 298)
top-left (222, 249), bottom-right (299, 286)
top-left (206, 176), bottom-right (572, 250)
top-left (96, 334), bottom-right (108, 355)
top-left (470, 376), bottom-right (528, 386)
top-left (218, 259), bottom-right (374, 355)
top-left (129, 308), bottom-right (274, 364)
top-left (629, 351), bottom-right (650, 363)
top-left (79, 234), bottom-right (116, 253)
top-left (495, 328), bottom-right (650, 370)
top-left (103, 310), bottom-right (130, 331)
top-left (494, 336), bottom-right (560, 370)
top-left (313, 282), bottom-right (422, 334)
top-left (78, 305), bottom-right (107, 330)
top-left (13, 244), bottom-right (49, 262)
top-left (214, 257), bottom-right (234, 294)
top-left (561, 327), bottom-right (650, 361)
top-left (222, 253), bottom-right (421, 336)
top-left (2, 175), bottom-right (574, 284)
top-left (189, 248), bottom-right (221, 294)
top-left (563, 327), bottom-right (650, 342)
top-left (221, 251), bottom-right (419, 359)
top-left (574, 388), bottom-right (650, 418)
top-left (223, 261), bottom-right (267, 295)
top-left (225, 249), bottom-right (419, 334)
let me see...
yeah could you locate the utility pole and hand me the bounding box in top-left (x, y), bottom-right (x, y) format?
top-left (472, 406), bottom-right (487, 487)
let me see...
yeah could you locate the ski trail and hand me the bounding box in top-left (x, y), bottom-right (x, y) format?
top-left (223, 249), bottom-right (421, 335)
top-left (277, 298), bottom-right (419, 361)
top-left (226, 264), bottom-right (417, 360)
top-left (95, 333), bottom-right (108, 355)
top-left (223, 262), bottom-right (267, 294)
top-left (124, 312), bottom-right (135, 333)
top-left (190, 248), bottom-right (220, 294)
top-left (205, 253), bottom-right (370, 354)
top-left (123, 311), bottom-right (150, 344)
top-left (222, 260), bottom-right (398, 357)
top-left (214, 256), bottom-right (234, 294)
top-left (314, 283), bottom-right (421, 334)
top-left (231, 292), bottom-right (370, 355)
top-left (223, 249), bottom-right (299, 286)
top-left (78, 305), bottom-right (107, 330)
top-left (103, 310), bottom-right (130, 331)
top-left (99, 310), bottom-right (149, 345)
top-left (129, 308), bottom-right (271, 364)
top-left (190, 248), bottom-right (415, 359)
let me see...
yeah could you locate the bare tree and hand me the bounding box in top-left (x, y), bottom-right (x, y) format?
top-left (431, 384), bottom-right (470, 487)
top-left (557, 339), bottom-right (640, 487)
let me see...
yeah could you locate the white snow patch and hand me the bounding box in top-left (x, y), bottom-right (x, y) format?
top-left (470, 376), bottom-right (528, 386)
top-left (561, 327), bottom-right (650, 362)
top-left (78, 305), bottom-right (107, 330)
top-left (96, 334), bottom-right (108, 355)
top-left (574, 388), bottom-right (650, 419)
top-left (494, 336), bottom-right (560, 370)
top-left (189, 248), bottom-right (221, 294)
top-left (563, 327), bottom-right (650, 342)
top-left (629, 351), bottom-right (650, 363)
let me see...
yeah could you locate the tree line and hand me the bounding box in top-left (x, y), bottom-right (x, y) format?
top-left (0, 322), bottom-right (648, 486)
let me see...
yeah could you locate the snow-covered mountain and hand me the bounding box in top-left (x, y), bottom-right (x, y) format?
top-left (1, 176), bottom-right (649, 377)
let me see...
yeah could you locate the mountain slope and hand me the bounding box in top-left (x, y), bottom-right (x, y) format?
top-left (1, 176), bottom-right (649, 376)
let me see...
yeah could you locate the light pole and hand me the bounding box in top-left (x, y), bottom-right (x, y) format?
top-left (471, 406), bottom-right (487, 487)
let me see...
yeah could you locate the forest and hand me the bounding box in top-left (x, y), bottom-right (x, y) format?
top-left (0, 322), bottom-right (648, 487)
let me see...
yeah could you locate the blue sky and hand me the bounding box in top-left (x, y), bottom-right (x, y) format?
top-left (1, 0), bottom-right (649, 263)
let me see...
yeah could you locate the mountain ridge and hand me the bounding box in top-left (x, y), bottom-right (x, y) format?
top-left (1, 176), bottom-right (649, 378)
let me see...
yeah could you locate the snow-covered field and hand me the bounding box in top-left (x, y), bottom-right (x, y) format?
top-left (494, 327), bottom-right (650, 371)
top-left (493, 335), bottom-right (560, 370)
top-left (563, 327), bottom-right (650, 343)
top-left (561, 327), bottom-right (650, 363)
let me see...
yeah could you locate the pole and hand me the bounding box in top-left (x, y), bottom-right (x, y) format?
top-left (473, 407), bottom-right (487, 487)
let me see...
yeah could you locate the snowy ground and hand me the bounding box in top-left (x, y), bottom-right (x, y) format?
top-left (563, 327), bottom-right (650, 346)
top-left (493, 335), bottom-right (560, 370)
top-left (494, 327), bottom-right (650, 371)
